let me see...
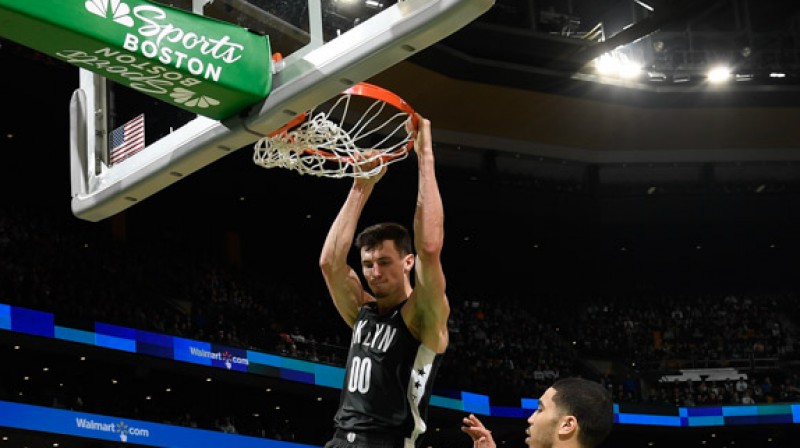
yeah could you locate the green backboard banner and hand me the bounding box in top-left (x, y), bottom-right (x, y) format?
top-left (0, 0), bottom-right (272, 120)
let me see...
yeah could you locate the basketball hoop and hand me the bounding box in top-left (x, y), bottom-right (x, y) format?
top-left (253, 82), bottom-right (418, 178)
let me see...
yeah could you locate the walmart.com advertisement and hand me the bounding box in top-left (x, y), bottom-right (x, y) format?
top-left (173, 337), bottom-right (249, 371)
top-left (0, 401), bottom-right (313, 448)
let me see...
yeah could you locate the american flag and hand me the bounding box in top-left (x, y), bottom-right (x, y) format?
top-left (109, 113), bottom-right (145, 165)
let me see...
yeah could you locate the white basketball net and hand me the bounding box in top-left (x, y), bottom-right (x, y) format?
top-left (253, 87), bottom-right (414, 178)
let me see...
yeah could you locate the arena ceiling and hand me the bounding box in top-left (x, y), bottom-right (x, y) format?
top-left (368, 0), bottom-right (800, 166)
top-left (2, 0), bottom-right (800, 197)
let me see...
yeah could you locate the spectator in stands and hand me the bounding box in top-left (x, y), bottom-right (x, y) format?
top-left (741, 389), bottom-right (756, 404)
top-left (735, 376), bottom-right (748, 394)
top-left (218, 417), bottom-right (237, 434)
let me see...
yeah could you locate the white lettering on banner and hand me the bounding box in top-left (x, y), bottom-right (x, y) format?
top-left (188, 346), bottom-right (250, 366)
top-left (134, 5), bottom-right (245, 65)
top-left (77, 1), bottom-right (246, 110)
top-left (129, 427), bottom-right (150, 436)
top-left (125, 34), bottom-right (223, 82)
top-left (75, 418), bottom-right (116, 432)
top-left (74, 418), bottom-right (151, 440)
top-left (189, 346), bottom-right (223, 360)
top-left (56, 49), bottom-right (203, 97)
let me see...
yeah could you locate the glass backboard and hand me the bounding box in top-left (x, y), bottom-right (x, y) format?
top-left (60, 0), bottom-right (494, 221)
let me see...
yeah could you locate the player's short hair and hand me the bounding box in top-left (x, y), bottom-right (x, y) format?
top-left (550, 378), bottom-right (614, 448)
top-left (356, 222), bottom-right (413, 256)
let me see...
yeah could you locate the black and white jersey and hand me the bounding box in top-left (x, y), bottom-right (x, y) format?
top-left (333, 301), bottom-right (443, 447)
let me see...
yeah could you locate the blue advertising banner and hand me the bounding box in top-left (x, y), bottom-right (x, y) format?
top-left (3, 303), bottom-right (800, 426)
top-left (0, 401), bottom-right (314, 448)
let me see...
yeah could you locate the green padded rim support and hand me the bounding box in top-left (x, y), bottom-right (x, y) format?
top-left (0, 0), bottom-right (272, 120)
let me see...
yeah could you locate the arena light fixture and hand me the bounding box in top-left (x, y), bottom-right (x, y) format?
top-left (707, 66), bottom-right (732, 83)
top-left (594, 52), bottom-right (642, 79)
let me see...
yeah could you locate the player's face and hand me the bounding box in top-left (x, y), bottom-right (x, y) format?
top-left (360, 240), bottom-right (412, 298)
top-left (525, 387), bottom-right (562, 448)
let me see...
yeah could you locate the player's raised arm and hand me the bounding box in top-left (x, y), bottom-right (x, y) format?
top-left (319, 166), bottom-right (385, 327)
top-left (407, 115), bottom-right (449, 353)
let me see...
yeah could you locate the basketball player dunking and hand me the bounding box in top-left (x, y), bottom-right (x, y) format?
top-left (319, 114), bottom-right (449, 448)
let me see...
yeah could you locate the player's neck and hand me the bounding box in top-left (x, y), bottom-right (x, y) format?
top-left (377, 296), bottom-right (404, 315)
top-left (375, 279), bottom-right (412, 314)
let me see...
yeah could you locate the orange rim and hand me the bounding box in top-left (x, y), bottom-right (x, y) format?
top-left (268, 82), bottom-right (418, 154)
top-left (344, 82), bottom-right (418, 153)
top-left (342, 82), bottom-right (416, 119)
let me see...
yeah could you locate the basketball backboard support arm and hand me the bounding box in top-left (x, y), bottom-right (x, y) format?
top-left (70, 0), bottom-right (494, 222)
top-left (70, 70), bottom-right (114, 199)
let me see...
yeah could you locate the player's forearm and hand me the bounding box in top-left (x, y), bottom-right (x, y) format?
top-left (414, 152), bottom-right (444, 257)
top-left (320, 182), bottom-right (374, 269)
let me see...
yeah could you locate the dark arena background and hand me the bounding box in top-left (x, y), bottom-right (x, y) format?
top-left (3, 0), bottom-right (800, 447)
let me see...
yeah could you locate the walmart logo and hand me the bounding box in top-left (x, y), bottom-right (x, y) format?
top-left (75, 417), bottom-right (151, 442)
